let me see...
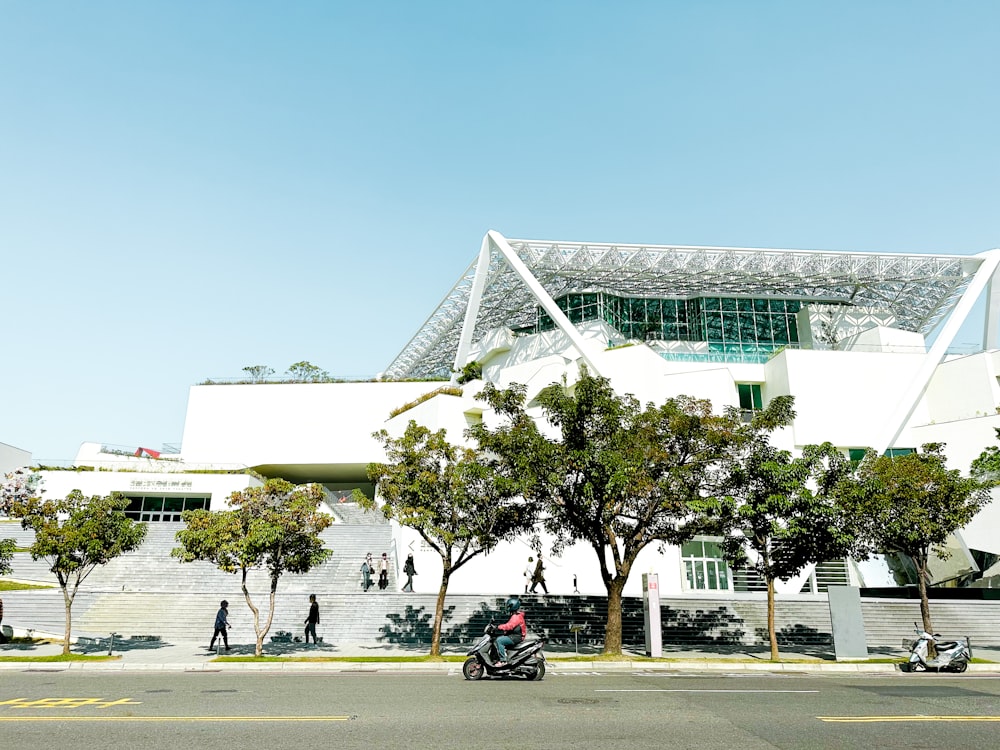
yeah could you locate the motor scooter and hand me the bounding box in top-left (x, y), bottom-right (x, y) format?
top-left (902, 623), bottom-right (972, 673)
top-left (462, 622), bottom-right (546, 681)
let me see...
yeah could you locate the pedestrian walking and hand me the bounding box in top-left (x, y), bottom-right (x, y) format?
top-left (361, 553), bottom-right (374, 592)
top-left (402, 553), bottom-right (417, 592)
top-left (304, 594), bottom-right (320, 644)
top-left (209, 600), bottom-right (231, 651)
top-left (523, 557), bottom-right (534, 593)
top-left (530, 555), bottom-right (548, 594)
top-left (0, 596), bottom-right (6, 644)
top-left (378, 552), bottom-right (389, 590)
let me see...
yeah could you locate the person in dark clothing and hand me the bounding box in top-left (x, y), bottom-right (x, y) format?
top-left (304, 594), bottom-right (320, 644)
top-left (209, 600), bottom-right (230, 651)
top-left (361, 553), bottom-right (374, 592)
top-left (402, 554), bottom-right (417, 592)
top-left (530, 555), bottom-right (548, 594)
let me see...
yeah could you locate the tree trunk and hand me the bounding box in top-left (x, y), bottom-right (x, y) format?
top-left (915, 556), bottom-right (937, 660)
top-left (240, 571), bottom-right (263, 657)
top-left (916, 557), bottom-right (934, 635)
top-left (255, 575), bottom-right (279, 658)
top-left (61, 586), bottom-right (73, 656)
top-left (766, 576), bottom-right (780, 661)
top-left (603, 576), bottom-right (627, 656)
top-left (430, 572), bottom-right (450, 657)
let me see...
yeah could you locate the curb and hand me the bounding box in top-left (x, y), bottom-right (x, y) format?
top-left (2, 660), bottom-right (996, 674)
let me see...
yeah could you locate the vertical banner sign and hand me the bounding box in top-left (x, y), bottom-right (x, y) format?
top-left (642, 572), bottom-right (662, 658)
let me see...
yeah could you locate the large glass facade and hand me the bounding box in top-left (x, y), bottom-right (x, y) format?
top-left (523, 292), bottom-right (805, 356)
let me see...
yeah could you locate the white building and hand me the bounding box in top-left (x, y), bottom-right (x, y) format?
top-left (27, 231), bottom-right (1000, 599)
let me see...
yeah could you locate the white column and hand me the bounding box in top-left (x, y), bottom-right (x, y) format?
top-left (451, 235), bottom-right (493, 382)
top-left (873, 250), bottom-right (1000, 455)
top-left (487, 231), bottom-right (602, 376)
top-left (983, 250), bottom-right (1000, 350)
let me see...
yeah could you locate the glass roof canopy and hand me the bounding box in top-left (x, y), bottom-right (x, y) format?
top-left (383, 232), bottom-right (987, 380)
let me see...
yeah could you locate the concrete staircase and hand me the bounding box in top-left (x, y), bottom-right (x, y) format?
top-left (7, 512), bottom-right (1000, 650)
top-left (4, 520), bottom-right (397, 594)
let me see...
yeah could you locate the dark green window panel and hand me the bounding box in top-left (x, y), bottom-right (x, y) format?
top-left (753, 298), bottom-right (769, 312)
top-left (737, 383), bottom-right (763, 411)
top-left (721, 298), bottom-right (738, 312)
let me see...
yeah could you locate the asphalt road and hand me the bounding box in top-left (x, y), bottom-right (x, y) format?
top-left (4, 669), bottom-right (1000, 749)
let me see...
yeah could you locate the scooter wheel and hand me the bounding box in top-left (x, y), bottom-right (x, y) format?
top-left (951, 661), bottom-right (968, 673)
top-left (528, 661), bottom-right (545, 681)
top-left (462, 657), bottom-right (484, 681)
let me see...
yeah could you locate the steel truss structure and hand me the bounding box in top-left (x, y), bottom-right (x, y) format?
top-left (384, 231), bottom-right (997, 382)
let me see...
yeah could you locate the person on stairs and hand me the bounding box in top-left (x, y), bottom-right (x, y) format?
top-left (361, 553), bottom-right (374, 592)
top-left (378, 552), bottom-right (390, 590)
top-left (402, 553), bottom-right (417, 592)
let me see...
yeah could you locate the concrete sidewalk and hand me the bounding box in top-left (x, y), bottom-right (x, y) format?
top-left (4, 630), bottom-right (1000, 673)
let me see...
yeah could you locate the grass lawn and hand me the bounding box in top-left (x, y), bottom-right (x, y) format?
top-left (0, 580), bottom-right (52, 591)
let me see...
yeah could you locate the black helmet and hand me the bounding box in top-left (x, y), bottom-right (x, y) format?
top-left (220, 600), bottom-right (228, 608)
top-left (506, 597), bottom-right (521, 613)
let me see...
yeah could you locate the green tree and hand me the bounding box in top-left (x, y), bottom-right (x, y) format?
top-left (845, 443), bottom-right (989, 634)
top-left (357, 420), bottom-right (531, 656)
top-left (454, 360), bottom-right (482, 385)
top-left (11, 491), bottom-right (147, 654)
top-left (472, 371), bottom-right (746, 655)
top-left (0, 538), bottom-right (14, 576)
top-left (287, 361), bottom-right (331, 383)
top-left (242, 365), bottom-right (274, 383)
top-left (172, 479), bottom-right (332, 656)
top-left (696, 407), bottom-right (858, 660)
top-left (1, 469), bottom-right (42, 577)
top-left (971, 427), bottom-right (1000, 485)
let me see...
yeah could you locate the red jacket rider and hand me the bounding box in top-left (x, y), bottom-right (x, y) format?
top-left (499, 609), bottom-right (526, 639)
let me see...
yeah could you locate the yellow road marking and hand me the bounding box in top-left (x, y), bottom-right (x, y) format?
top-left (0, 698), bottom-right (142, 709)
top-left (0, 716), bottom-right (352, 722)
top-left (819, 716), bottom-right (1000, 723)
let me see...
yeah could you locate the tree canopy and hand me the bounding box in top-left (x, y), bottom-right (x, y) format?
top-left (12, 490), bottom-right (147, 654)
top-left (844, 443), bottom-right (989, 634)
top-left (172, 478), bottom-right (332, 656)
top-left (696, 404), bottom-right (858, 660)
top-left (471, 370), bottom-right (748, 655)
top-left (358, 420), bottom-right (531, 655)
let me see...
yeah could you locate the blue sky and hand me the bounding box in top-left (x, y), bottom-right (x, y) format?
top-left (2, 1), bottom-right (998, 461)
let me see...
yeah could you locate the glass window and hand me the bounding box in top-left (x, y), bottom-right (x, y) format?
top-left (681, 538), bottom-right (731, 591)
top-left (737, 384), bottom-right (762, 411)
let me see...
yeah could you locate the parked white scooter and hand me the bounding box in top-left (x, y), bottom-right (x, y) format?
top-left (902, 623), bottom-right (972, 673)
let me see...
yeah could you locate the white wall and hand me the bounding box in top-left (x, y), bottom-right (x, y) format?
top-left (769, 348), bottom-right (930, 449)
top-left (0, 441), bottom-right (31, 474)
top-left (923, 352), bottom-right (1000, 424)
top-left (36, 469), bottom-right (260, 509)
top-left (180, 382), bottom-right (439, 466)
